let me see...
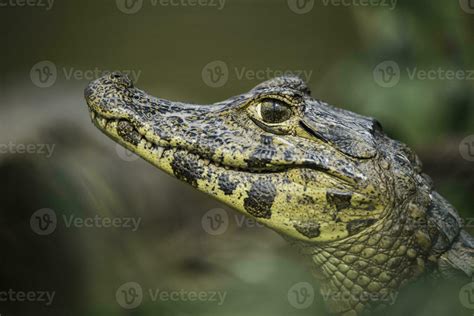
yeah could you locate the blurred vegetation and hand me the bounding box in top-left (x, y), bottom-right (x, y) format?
top-left (0, 0), bottom-right (473, 315)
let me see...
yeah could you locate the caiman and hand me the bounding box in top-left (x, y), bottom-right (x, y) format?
top-left (84, 73), bottom-right (474, 315)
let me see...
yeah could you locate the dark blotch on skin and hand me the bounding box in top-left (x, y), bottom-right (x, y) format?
top-left (244, 181), bottom-right (276, 219)
top-left (171, 153), bottom-right (204, 187)
top-left (245, 155), bottom-right (272, 170)
top-left (326, 191), bottom-right (352, 211)
top-left (283, 149), bottom-right (293, 161)
top-left (218, 174), bottom-right (238, 195)
top-left (298, 194), bottom-right (315, 205)
top-left (245, 135), bottom-right (276, 169)
top-left (294, 221), bottom-right (321, 238)
top-left (117, 120), bottom-right (141, 146)
top-left (347, 219), bottom-right (376, 235)
top-left (261, 135), bottom-right (273, 145)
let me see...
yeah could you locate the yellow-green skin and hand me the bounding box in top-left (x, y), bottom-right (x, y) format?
top-left (85, 73), bottom-right (473, 315)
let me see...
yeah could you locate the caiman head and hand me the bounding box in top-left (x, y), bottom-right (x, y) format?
top-left (84, 73), bottom-right (466, 315)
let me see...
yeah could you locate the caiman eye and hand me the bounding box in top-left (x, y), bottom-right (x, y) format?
top-left (257, 99), bottom-right (292, 124)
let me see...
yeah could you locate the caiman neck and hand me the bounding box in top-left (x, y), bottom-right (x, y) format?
top-left (288, 195), bottom-right (435, 315)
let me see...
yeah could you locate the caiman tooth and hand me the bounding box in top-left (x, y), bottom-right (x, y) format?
top-left (97, 117), bottom-right (107, 128)
top-left (156, 146), bottom-right (165, 159)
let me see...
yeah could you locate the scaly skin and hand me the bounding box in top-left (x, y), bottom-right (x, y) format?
top-left (84, 73), bottom-right (474, 315)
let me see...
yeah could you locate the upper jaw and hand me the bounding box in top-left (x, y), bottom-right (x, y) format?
top-left (84, 73), bottom-right (135, 120)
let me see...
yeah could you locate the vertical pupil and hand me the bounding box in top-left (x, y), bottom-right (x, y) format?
top-left (261, 100), bottom-right (290, 123)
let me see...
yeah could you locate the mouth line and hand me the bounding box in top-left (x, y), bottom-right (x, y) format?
top-left (89, 110), bottom-right (360, 185)
top-left (90, 110), bottom-right (295, 174)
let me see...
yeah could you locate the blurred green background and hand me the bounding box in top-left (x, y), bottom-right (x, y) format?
top-left (1, 0), bottom-right (473, 315)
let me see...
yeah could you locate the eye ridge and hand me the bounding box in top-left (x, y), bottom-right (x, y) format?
top-left (258, 99), bottom-right (292, 124)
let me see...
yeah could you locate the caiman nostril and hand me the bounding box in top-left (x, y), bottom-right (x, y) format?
top-left (110, 72), bottom-right (133, 89)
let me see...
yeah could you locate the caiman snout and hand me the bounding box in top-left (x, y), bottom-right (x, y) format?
top-left (85, 72), bottom-right (134, 118)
